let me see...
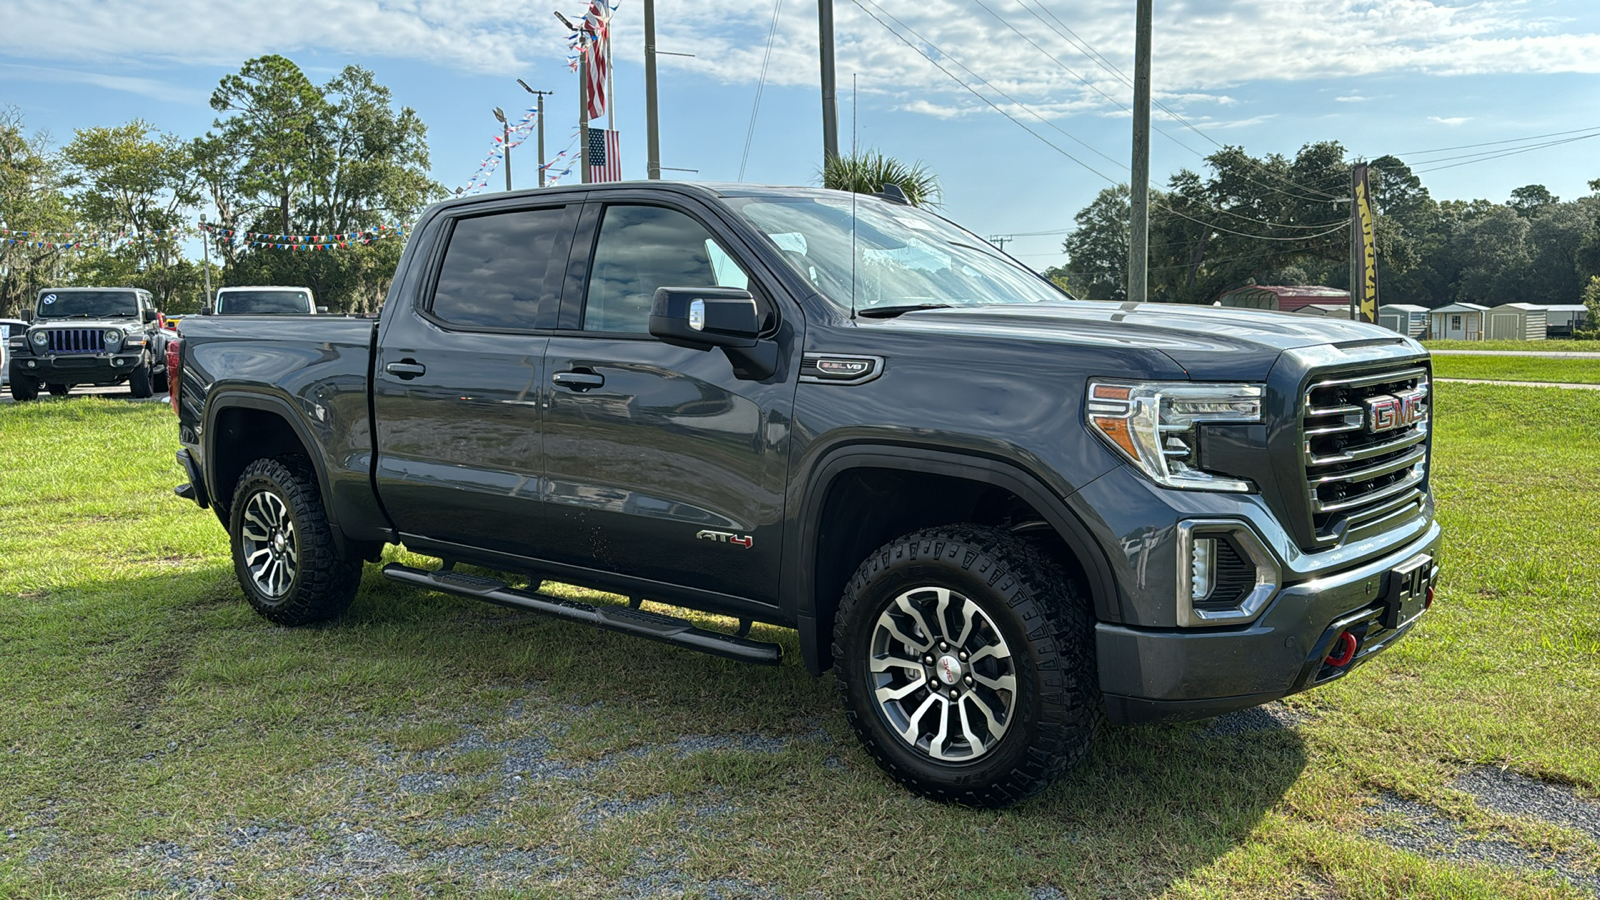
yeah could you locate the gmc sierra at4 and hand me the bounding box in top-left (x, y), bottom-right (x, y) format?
top-left (170, 182), bottom-right (1440, 806)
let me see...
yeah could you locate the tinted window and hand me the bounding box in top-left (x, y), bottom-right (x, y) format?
top-left (431, 207), bottom-right (570, 329)
top-left (36, 290), bottom-right (139, 318)
top-left (584, 206), bottom-right (749, 333)
top-left (218, 290), bottom-right (312, 314)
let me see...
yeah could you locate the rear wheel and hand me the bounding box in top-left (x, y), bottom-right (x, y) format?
top-left (9, 373), bottom-right (39, 402)
top-left (46, 382), bottom-right (68, 396)
top-left (833, 525), bottom-right (1100, 807)
top-left (229, 457), bottom-right (361, 625)
top-left (128, 363), bottom-right (153, 398)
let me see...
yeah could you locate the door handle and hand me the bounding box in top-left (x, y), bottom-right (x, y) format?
top-left (385, 360), bottom-right (426, 379)
top-left (552, 370), bottom-right (605, 390)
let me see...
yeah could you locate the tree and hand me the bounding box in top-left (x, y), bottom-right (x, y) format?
top-left (59, 120), bottom-right (201, 306)
top-left (1060, 184), bottom-right (1130, 301)
top-left (820, 150), bottom-right (941, 207)
top-left (202, 56), bottom-right (441, 312)
top-left (1508, 184), bottom-right (1558, 217)
top-left (0, 107), bottom-right (76, 317)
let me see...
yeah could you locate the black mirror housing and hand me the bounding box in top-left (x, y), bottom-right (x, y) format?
top-left (21, 310), bottom-right (33, 323)
top-left (142, 308), bottom-right (158, 323)
top-left (650, 287), bottom-right (760, 350)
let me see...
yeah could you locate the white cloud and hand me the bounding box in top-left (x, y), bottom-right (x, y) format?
top-left (0, 63), bottom-right (208, 105)
top-left (1429, 115), bottom-right (1473, 125)
top-left (1, 0), bottom-right (1596, 122)
top-left (1336, 95), bottom-right (1369, 102)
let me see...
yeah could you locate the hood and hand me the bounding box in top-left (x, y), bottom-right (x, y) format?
top-left (32, 315), bottom-right (142, 329)
top-left (866, 301), bottom-right (1419, 381)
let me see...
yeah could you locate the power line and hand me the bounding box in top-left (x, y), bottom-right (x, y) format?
top-left (739, 0), bottom-right (787, 181)
top-left (1397, 125), bottom-right (1600, 157)
top-left (1409, 132), bottom-right (1600, 175)
top-left (851, 0), bottom-right (1122, 183)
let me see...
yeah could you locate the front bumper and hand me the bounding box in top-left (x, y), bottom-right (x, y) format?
top-left (1097, 519), bottom-right (1442, 725)
top-left (10, 352), bottom-right (144, 383)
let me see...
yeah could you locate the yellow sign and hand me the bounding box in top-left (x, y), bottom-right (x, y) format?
top-left (1353, 168), bottom-right (1378, 323)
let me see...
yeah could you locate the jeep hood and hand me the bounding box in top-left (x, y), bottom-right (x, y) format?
top-left (867, 300), bottom-right (1420, 381)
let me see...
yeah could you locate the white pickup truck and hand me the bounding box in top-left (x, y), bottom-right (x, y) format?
top-left (210, 286), bottom-right (325, 315)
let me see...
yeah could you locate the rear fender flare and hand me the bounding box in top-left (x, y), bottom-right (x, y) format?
top-left (202, 387), bottom-right (341, 540)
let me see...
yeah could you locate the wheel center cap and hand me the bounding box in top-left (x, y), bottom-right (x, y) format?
top-left (936, 655), bottom-right (963, 685)
top-left (272, 534), bottom-right (287, 554)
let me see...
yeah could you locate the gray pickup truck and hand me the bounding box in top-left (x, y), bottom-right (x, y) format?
top-left (170, 182), bottom-right (1440, 806)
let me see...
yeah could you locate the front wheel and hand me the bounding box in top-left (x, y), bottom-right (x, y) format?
top-left (9, 373), bottom-right (39, 402)
top-left (46, 382), bottom-right (69, 396)
top-left (833, 525), bottom-right (1100, 807)
top-left (229, 457), bottom-right (361, 625)
top-left (128, 363), bottom-right (153, 398)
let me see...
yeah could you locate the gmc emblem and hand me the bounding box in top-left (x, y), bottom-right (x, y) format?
top-left (1365, 388), bottom-right (1428, 433)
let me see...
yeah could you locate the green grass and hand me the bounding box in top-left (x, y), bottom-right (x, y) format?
top-left (1, 391), bottom-right (1597, 897)
top-left (1424, 339), bottom-right (1599, 353)
top-left (1432, 355), bottom-right (1600, 384)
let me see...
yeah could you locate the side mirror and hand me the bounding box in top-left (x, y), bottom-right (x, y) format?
top-left (649, 287), bottom-right (760, 350)
top-left (21, 310), bottom-right (33, 323)
top-left (201, 306), bottom-right (214, 316)
top-left (142, 308), bottom-right (158, 323)
top-left (316, 306), bottom-right (329, 314)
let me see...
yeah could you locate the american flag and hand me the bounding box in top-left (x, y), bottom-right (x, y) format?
top-left (588, 129), bottom-right (621, 182)
top-left (583, 0), bottom-right (609, 119)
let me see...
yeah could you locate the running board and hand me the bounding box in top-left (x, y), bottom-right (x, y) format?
top-left (381, 563), bottom-right (782, 666)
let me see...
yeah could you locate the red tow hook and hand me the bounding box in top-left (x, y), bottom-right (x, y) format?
top-left (1326, 631), bottom-right (1359, 667)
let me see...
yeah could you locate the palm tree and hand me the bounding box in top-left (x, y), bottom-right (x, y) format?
top-left (820, 150), bottom-right (942, 208)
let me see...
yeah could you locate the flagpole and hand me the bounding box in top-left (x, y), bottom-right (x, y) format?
top-left (580, 49), bottom-right (591, 184)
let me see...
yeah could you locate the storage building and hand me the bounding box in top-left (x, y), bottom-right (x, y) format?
top-left (1217, 285), bottom-right (1350, 313)
top-left (1293, 304), bottom-right (1353, 319)
top-left (1487, 303), bottom-right (1548, 341)
top-left (1542, 304), bottom-right (1589, 337)
top-left (1428, 303), bottom-right (1489, 340)
top-left (1378, 304), bottom-right (1428, 338)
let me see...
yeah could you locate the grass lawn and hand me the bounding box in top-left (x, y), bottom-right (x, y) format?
top-left (1424, 339), bottom-right (1599, 353)
top-left (1432, 355), bottom-right (1600, 384)
top-left (1, 390), bottom-right (1597, 898)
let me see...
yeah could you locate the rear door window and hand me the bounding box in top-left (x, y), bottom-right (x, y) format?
top-left (430, 206), bottom-right (574, 330)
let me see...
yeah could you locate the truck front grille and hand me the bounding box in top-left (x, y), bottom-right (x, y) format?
top-left (46, 328), bottom-right (106, 354)
top-left (1301, 365), bottom-right (1429, 545)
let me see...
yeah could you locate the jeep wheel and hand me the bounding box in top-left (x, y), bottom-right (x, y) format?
top-left (229, 457), bottom-right (361, 626)
top-left (9, 373), bottom-right (39, 402)
top-left (46, 382), bottom-right (69, 396)
top-left (128, 363), bottom-right (153, 398)
top-left (833, 525), bottom-right (1100, 807)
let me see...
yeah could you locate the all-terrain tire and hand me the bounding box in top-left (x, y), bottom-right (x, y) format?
top-left (128, 363), bottom-right (153, 398)
top-left (833, 524), bottom-right (1101, 807)
top-left (9, 373), bottom-right (39, 402)
top-left (46, 382), bottom-right (69, 396)
top-left (229, 456), bottom-right (361, 626)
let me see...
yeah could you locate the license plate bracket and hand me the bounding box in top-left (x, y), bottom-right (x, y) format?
top-left (1382, 554), bottom-right (1433, 630)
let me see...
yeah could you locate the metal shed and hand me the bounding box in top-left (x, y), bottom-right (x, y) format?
top-left (1428, 303), bottom-right (1488, 340)
top-left (1541, 304), bottom-right (1590, 337)
top-left (1378, 304), bottom-right (1428, 338)
top-left (1217, 285), bottom-right (1350, 313)
top-left (1293, 304), bottom-right (1353, 319)
top-left (1487, 303), bottom-right (1548, 341)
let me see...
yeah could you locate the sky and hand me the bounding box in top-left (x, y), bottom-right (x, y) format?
top-left (2, 0), bottom-right (1598, 268)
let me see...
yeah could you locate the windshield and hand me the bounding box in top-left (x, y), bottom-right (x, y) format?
top-left (35, 290), bottom-right (139, 319)
top-left (218, 290), bottom-right (312, 314)
top-left (726, 195), bottom-right (1069, 314)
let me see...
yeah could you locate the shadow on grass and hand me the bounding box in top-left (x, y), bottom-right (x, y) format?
top-left (9, 560), bottom-right (1308, 895)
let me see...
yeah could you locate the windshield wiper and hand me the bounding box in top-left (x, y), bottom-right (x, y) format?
top-left (856, 303), bottom-right (954, 319)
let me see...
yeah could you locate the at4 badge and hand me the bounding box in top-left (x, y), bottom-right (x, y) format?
top-left (696, 529), bottom-right (753, 549)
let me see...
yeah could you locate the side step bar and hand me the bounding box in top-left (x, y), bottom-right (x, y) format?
top-left (381, 563), bottom-right (782, 666)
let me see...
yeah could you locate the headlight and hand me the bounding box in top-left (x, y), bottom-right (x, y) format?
top-left (30, 330), bottom-right (47, 347)
top-left (104, 329), bottom-right (123, 348)
top-left (1086, 380), bottom-right (1264, 492)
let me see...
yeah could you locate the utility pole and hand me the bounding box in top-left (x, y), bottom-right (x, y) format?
top-left (987, 235), bottom-right (1013, 252)
top-left (1127, 0), bottom-right (1152, 304)
top-left (519, 80), bottom-right (555, 187)
top-left (492, 108), bottom-right (513, 191)
top-left (818, 0), bottom-right (839, 162)
top-left (200, 213), bottom-right (212, 311)
top-left (555, 11), bottom-right (591, 184)
top-left (644, 0), bottom-right (661, 179)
